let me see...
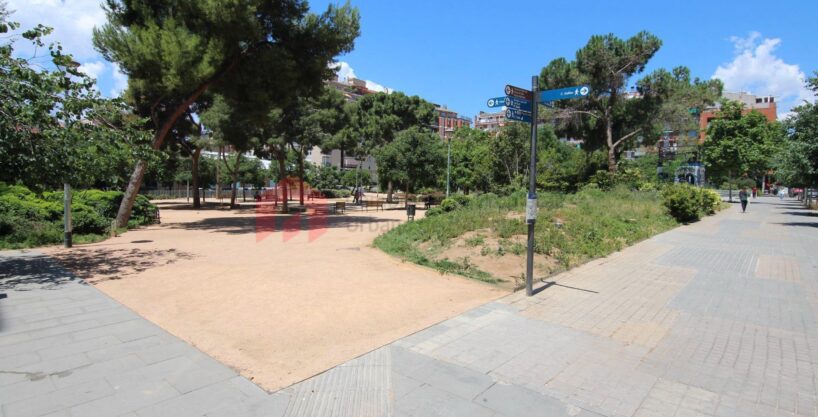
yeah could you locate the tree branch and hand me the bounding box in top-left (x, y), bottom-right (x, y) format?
top-left (612, 128), bottom-right (642, 149)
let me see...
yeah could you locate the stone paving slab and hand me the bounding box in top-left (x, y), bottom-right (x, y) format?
top-left (2, 197), bottom-right (817, 416)
top-left (0, 251), bottom-right (264, 417)
top-left (276, 198), bottom-right (818, 417)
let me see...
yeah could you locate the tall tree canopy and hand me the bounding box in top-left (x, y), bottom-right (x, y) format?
top-left (374, 127), bottom-right (445, 194)
top-left (540, 31), bottom-right (721, 173)
top-left (0, 16), bottom-right (151, 191)
top-left (448, 128), bottom-right (493, 194)
top-left (702, 101), bottom-right (783, 185)
top-left (93, 0), bottom-right (360, 226)
top-left (330, 92), bottom-right (436, 159)
top-left (775, 74), bottom-right (818, 193)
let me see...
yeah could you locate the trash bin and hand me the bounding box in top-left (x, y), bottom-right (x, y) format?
top-left (406, 203), bottom-right (416, 221)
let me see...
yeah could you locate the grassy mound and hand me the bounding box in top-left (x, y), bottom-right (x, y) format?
top-left (374, 186), bottom-right (679, 286)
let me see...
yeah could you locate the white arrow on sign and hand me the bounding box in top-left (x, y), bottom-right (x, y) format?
top-left (580, 86), bottom-right (589, 96)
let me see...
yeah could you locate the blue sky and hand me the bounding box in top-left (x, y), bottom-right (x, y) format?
top-left (9, 0), bottom-right (818, 119)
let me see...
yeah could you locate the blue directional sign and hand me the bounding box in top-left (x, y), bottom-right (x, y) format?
top-left (506, 108), bottom-right (532, 123)
top-left (504, 96), bottom-right (531, 111)
top-left (486, 97), bottom-right (506, 108)
top-left (538, 85), bottom-right (591, 103)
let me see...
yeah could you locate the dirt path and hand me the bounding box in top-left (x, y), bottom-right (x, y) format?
top-left (44, 199), bottom-right (506, 391)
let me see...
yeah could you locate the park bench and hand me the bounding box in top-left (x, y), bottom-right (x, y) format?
top-left (424, 196), bottom-right (443, 209)
top-left (334, 201), bottom-right (346, 214)
top-left (363, 200), bottom-right (384, 211)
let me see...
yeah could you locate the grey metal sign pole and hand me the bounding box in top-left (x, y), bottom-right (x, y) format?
top-left (63, 183), bottom-right (72, 248)
top-left (525, 75), bottom-right (539, 297)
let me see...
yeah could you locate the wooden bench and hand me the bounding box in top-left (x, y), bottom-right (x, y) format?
top-left (363, 200), bottom-right (384, 211)
top-left (424, 196), bottom-right (443, 209)
top-left (334, 201), bottom-right (346, 214)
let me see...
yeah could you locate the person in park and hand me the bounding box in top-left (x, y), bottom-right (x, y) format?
top-left (739, 188), bottom-right (749, 213)
top-left (752, 186), bottom-right (757, 198)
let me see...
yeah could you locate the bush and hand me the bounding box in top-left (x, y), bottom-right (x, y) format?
top-left (0, 183), bottom-right (157, 248)
top-left (439, 198), bottom-right (462, 212)
top-left (588, 170), bottom-right (615, 190)
top-left (75, 190), bottom-right (124, 218)
top-left (71, 204), bottom-right (110, 234)
top-left (425, 206), bottom-right (445, 217)
top-left (131, 195), bottom-right (158, 225)
top-left (699, 189), bottom-right (721, 215)
top-left (661, 184), bottom-right (702, 222)
top-left (447, 193), bottom-right (473, 207)
top-left (319, 189), bottom-right (352, 198)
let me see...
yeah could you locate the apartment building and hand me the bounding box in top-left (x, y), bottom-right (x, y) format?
top-left (474, 110), bottom-right (506, 133)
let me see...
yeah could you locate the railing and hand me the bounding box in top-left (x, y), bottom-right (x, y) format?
top-left (141, 187), bottom-right (265, 201)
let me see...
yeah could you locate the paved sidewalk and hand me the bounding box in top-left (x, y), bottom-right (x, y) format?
top-left (1, 197), bottom-right (816, 416)
top-left (275, 197), bottom-right (818, 417)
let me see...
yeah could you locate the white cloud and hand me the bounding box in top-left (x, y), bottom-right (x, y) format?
top-left (330, 61), bottom-right (392, 93)
top-left (365, 80), bottom-right (391, 93)
top-left (7, 0), bottom-right (106, 60)
top-left (713, 32), bottom-right (815, 116)
top-left (110, 62), bottom-right (128, 97)
top-left (331, 61), bottom-right (356, 82)
top-left (78, 60), bottom-right (106, 79)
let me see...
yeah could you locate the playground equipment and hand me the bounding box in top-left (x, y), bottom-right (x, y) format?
top-left (674, 163), bottom-right (706, 187)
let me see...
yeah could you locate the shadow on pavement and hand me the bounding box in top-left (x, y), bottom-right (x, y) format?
top-left (776, 221), bottom-right (818, 228)
top-left (163, 214), bottom-right (395, 235)
top-left (532, 280), bottom-right (599, 296)
top-left (780, 211), bottom-right (818, 217)
top-left (0, 253), bottom-right (80, 291)
top-left (49, 248), bottom-right (196, 284)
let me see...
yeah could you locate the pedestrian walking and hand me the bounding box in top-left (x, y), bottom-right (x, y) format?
top-left (739, 188), bottom-right (749, 213)
top-left (778, 188), bottom-right (786, 200)
top-left (752, 187), bottom-right (757, 198)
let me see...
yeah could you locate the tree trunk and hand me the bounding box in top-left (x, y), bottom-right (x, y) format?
top-left (277, 155), bottom-right (288, 213)
top-left (192, 148), bottom-right (202, 209)
top-left (298, 148), bottom-right (305, 206)
top-left (113, 48), bottom-right (249, 228)
top-left (216, 149), bottom-right (222, 201)
top-left (228, 153), bottom-right (241, 209)
top-left (230, 172), bottom-right (238, 209)
top-left (387, 180), bottom-right (393, 203)
top-left (606, 121), bottom-right (617, 173)
top-left (115, 160), bottom-right (147, 228)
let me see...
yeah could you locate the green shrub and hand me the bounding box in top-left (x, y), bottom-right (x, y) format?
top-left (699, 189), bottom-right (721, 215)
top-left (439, 198), bottom-right (462, 212)
top-left (319, 189), bottom-right (352, 198)
top-left (0, 183), bottom-right (157, 248)
top-left (447, 193), bottom-right (473, 207)
top-left (75, 190), bottom-right (124, 218)
top-left (614, 166), bottom-right (645, 189)
top-left (661, 184), bottom-right (702, 222)
top-left (131, 195), bottom-right (158, 225)
top-left (71, 204), bottom-right (110, 234)
top-left (425, 206), bottom-right (445, 217)
top-left (588, 170), bottom-right (615, 190)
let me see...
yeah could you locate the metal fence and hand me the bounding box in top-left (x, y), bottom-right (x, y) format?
top-left (140, 187), bottom-right (264, 201)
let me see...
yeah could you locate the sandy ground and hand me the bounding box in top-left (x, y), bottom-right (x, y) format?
top-left (43, 198), bottom-right (506, 391)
